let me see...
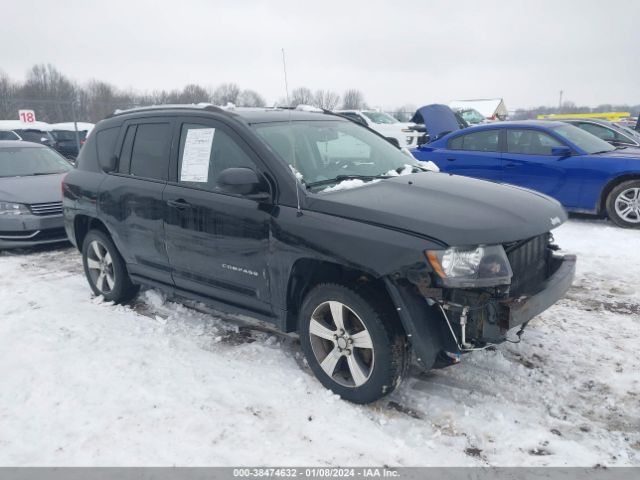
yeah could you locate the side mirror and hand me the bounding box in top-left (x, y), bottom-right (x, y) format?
top-left (217, 167), bottom-right (270, 200)
top-left (551, 146), bottom-right (572, 158)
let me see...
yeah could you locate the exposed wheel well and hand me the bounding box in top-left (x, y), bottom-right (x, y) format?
top-left (599, 175), bottom-right (640, 213)
top-left (73, 215), bottom-right (110, 250)
top-left (284, 259), bottom-right (401, 333)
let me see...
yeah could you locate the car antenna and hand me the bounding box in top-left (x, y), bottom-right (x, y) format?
top-left (282, 48), bottom-right (302, 217)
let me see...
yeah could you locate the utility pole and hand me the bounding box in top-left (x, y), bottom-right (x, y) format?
top-left (558, 90), bottom-right (563, 112)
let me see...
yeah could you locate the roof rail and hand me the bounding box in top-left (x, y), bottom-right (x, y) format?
top-left (108, 103), bottom-right (227, 118)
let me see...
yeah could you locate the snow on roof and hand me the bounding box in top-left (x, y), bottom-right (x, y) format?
top-left (0, 120), bottom-right (52, 131)
top-left (50, 122), bottom-right (95, 132)
top-left (449, 98), bottom-right (507, 118)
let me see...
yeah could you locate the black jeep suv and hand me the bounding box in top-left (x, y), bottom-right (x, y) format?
top-left (63, 105), bottom-right (576, 403)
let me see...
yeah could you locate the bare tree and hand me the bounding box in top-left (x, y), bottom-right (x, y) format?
top-left (290, 87), bottom-right (314, 106)
top-left (180, 84), bottom-right (210, 104)
top-left (342, 89), bottom-right (366, 110)
top-left (313, 89), bottom-right (340, 110)
top-left (0, 71), bottom-right (17, 119)
top-left (212, 83), bottom-right (240, 106)
top-left (20, 64), bottom-right (78, 122)
top-left (237, 89), bottom-right (266, 107)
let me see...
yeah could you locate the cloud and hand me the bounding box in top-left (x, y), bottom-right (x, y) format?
top-left (2, 0), bottom-right (639, 110)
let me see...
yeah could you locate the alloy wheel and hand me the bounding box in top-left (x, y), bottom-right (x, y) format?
top-left (308, 301), bottom-right (375, 388)
top-left (614, 187), bottom-right (640, 223)
top-left (86, 240), bottom-right (116, 294)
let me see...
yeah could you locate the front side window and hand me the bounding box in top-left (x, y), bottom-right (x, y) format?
top-left (506, 129), bottom-right (564, 155)
top-left (0, 147), bottom-right (72, 177)
top-left (129, 123), bottom-right (171, 180)
top-left (551, 124), bottom-right (615, 154)
top-left (449, 129), bottom-right (500, 152)
top-left (177, 123), bottom-right (257, 192)
top-left (254, 120), bottom-right (425, 189)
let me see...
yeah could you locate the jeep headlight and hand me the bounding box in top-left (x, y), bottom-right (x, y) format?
top-left (426, 245), bottom-right (512, 288)
top-left (0, 201), bottom-right (29, 216)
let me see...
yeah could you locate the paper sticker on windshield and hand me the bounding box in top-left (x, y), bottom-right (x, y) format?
top-left (180, 128), bottom-right (215, 182)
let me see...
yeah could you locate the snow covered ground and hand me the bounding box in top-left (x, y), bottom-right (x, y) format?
top-left (0, 218), bottom-right (638, 466)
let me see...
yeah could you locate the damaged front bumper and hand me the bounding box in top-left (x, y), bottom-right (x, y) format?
top-left (385, 253), bottom-right (576, 370)
top-left (500, 254), bottom-right (576, 330)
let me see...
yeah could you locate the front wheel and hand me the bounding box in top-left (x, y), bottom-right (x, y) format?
top-left (298, 283), bottom-right (408, 404)
top-left (606, 180), bottom-right (640, 228)
top-left (82, 230), bottom-right (139, 303)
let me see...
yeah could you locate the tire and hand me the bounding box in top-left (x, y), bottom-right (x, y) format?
top-left (605, 180), bottom-right (640, 228)
top-left (298, 283), bottom-right (408, 404)
top-left (81, 229), bottom-right (139, 303)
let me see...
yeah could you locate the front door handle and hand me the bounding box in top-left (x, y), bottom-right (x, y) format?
top-left (505, 163), bottom-right (516, 168)
top-left (447, 157), bottom-right (456, 162)
top-left (166, 199), bottom-right (192, 210)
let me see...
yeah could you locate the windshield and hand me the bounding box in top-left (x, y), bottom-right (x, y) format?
top-left (551, 124), bottom-right (615, 154)
top-left (52, 130), bottom-right (88, 142)
top-left (460, 109), bottom-right (485, 124)
top-left (253, 120), bottom-right (424, 190)
top-left (0, 147), bottom-right (72, 177)
top-left (617, 124), bottom-right (640, 141)
top-left (361, 111), bottom-right (398, 124)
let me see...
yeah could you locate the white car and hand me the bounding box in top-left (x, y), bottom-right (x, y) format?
top-left (335, 110), bottom-right (424, 148)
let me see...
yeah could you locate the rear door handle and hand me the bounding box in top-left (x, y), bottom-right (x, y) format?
top-left (166, 199), bottom-right (192, 210)
top-left (446, 157), bottom-right (456, 162)
top-left (505, 163), bottom-right (516, 168)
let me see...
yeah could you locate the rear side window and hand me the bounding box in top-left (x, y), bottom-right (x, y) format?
top-left (448, 135), bottom-right (463, 149)
top-left (96, 127), bottom-right (120, 170)
top-left (130, 123), bottom-right (171, 180)
top-left (449, 129), bottom-right (500, 152)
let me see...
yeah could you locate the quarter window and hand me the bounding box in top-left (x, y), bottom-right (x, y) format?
top-left (506, 129), bottom-right (564, 155)
top-left (129, 123), bottom-right (171, 180)
top-left (448, 129), bottom-right (500, 152)
top-left (96, 126), bottom-right (120, 171)
top-left (177, 123), bottom-right (257, 192)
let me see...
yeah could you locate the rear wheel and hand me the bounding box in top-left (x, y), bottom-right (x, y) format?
top-left (82, 230), bottom-right (139, 303)
top-left (298, 283), bottom-right (408, 404)
top-left (606, 180), bottom-right (640, 228)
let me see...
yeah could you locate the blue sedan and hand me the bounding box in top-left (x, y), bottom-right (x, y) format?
top-left (412, 120), bottom-right (640, 228)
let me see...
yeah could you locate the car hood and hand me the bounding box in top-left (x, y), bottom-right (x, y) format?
top-left (416, 104), bottom-right (463, 140)
top-left (0, 173), bottom-right (66, 204)
top-left (307, 172), bottom-right (567, 246)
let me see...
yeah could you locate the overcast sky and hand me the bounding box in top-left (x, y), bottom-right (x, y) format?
top-left (2, 0), bottom-right (639, 110)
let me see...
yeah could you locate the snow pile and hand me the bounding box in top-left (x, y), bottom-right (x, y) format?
top-left (322, 178), bottom-right (381, 193)
top-left (0, 218), bottom-right (638, 466)
top-left (418, 160), bottom-right (439, 172)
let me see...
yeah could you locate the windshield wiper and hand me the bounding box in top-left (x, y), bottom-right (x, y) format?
top-left (306, 174), bottom-right (392, 189)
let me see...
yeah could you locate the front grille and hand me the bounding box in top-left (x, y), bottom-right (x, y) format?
top-left (504, 233), bottom-right (550, 296)
top-left (29, 201), bottom-right (63, 216)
